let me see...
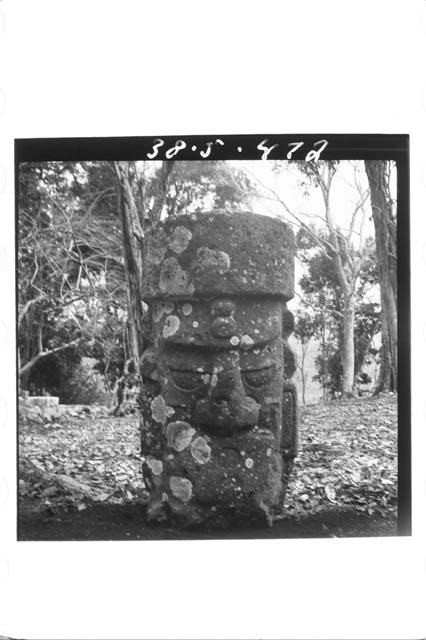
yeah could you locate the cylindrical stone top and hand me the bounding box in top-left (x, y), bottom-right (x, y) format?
top-left (141, 211), bottom-right (295, 300)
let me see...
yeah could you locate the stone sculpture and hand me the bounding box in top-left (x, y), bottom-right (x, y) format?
top-left (140, 211), bottom-right (298, 527)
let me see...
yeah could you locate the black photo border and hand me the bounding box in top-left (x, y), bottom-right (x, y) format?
top-left (14, 133), bottom-right (411, 537)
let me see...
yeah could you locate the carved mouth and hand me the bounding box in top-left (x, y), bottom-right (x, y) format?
top-left (202, 421), bottom-right (254, 438)
top-left (194, 396), bottom-right (260, 438)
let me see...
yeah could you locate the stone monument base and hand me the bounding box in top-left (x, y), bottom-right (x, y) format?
top-left (142, 425), bottom-right (294, 527)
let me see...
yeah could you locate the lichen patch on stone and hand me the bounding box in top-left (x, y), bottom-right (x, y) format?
top-left (190, 436), bottom-right (212, 464)
top-left (146, 228), bottom-right (168, 265)
top-left (163, 315), bottom-right (180, 338)
top-left (159, 257), bottom-right (193, 295)
top-left (169, 226), bottom-right (193, 254)
top-left (240, 334), bottom-right (254, 350)
top-left (150, 395), bottom-right (168, 424)
top-left (152, 302), bottom-right (167, 323)
top-left (192, 247), bottom-right (231, 274)
top-left (146, 456), bottom-right (164, 475)
top-left (170, 476), bottom-right (193, 502)
top-left (166, 421), bottom-right (196, 452)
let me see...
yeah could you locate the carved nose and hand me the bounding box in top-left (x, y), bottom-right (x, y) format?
top-left (210, 352), bottom-right (243, 401)
top-left (211, 370), bottom-right (236, 402)
top-left (210, 316), bottom-right (237, 338)
top-left (212, 395), bottom-right (231, 407)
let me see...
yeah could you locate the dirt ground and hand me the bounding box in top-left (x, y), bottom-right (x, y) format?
top-left (18, 500), bottom-right (396, 541)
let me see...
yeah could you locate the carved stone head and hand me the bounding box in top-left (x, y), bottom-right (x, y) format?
top-left (140, 211), bottom-right (297, 526)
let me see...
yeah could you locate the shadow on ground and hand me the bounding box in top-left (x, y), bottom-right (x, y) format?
top-left (18, 501), bottom-right (397, 541)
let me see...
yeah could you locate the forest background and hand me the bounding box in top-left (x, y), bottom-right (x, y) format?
top-left (18, 159), bottom-right (397, 408)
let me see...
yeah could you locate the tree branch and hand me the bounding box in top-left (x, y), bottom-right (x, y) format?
top-left (18, 295), bottom-right (47, 328)
top-left (19, 338), bottom-right (83, 378)
top-left (245, 169), bottom-right (339, 257)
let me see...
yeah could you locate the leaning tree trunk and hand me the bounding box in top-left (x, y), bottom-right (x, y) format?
top-left (364, 160), bottom-right (397, 392)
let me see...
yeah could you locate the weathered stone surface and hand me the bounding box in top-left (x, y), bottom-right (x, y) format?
top-left (140, 211), bottom-right (298, 527)
top-left (190, 436), bottom-right (211, 464)
top-left (169, 476), bottom-right (193, 502)
top-left (25, 396), bottom-right (59, 407)
top-left (19, 396), bottom-right (66, 423)
top-left (141, 212), bottom-right (295, 300)
top-left (166, 421), bottom-right (196, 452)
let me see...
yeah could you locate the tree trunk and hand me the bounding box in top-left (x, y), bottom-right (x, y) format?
top-left (301, 355), bottom-right (306, 405)
top-left (375, 276), bottom-right (397, 391)
top-left (364, 160), bottom-right (397, 392)
top-left (299, 342), bottom-right (311, 405)
top-left (150, 162), bottom-right (175, 225)
top-left (341, 294), bottom-right (355, 396)
top-left (114, 162), bottom-right (145, 370)
top-left (354, 317), bottom-right (380, 386)
top-left (321, 319), bottom-right (328, 400)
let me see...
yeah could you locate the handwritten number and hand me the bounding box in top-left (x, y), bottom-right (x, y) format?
top-left (257, 139), bottom-right (278, 160)
top-left (200, 142), bottom-right (213, 158)
top-left (287, 142), bottom-right (304, 160)
top-left (305, 139), bottom-right (328, 162)
top-left (146, 136), bottom-right (328, 161)
top-left (200, 139), bottom-right (224, 157)
top-left (166, 140), bottom-right (187, 159)
top-left (147, 138), bottom-right (165, 159)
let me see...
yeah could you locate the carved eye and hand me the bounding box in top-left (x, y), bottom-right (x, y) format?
top-left (169, 369), bottom-right (205, 391)
top-left (242, 366), bottom-right (274, 388)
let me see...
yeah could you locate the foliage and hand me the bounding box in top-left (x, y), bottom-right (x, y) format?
top-left (60, 360), bottom-right (109, 405)
top-left (271, 160), bottom-right (375, 396)
top-left (18, 161), bottom-right (126, 390)
top-left (295, 224), bottom-right (380, 397)
top-left (160, 160), bottom-right (256, 217)
top-left (26, 348), bottom-right (81, 397)
top-left (293, 310), bottom-right (319, 404)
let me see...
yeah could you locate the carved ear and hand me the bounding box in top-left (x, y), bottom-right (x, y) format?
top-left (281, 303), bottom-right (298, 461)
top-left (141, 304), bottom-right (153, 340)
top-left (282, 304), bottom-right (296, 379)
top-left (282, 381), bottom-right (298, 459)
top-left (140, 346), bottom-right (160, 383)
top-left (282, 304), bottom-right (295, 338)
top-left (283, 342), bottom-right (296, 379)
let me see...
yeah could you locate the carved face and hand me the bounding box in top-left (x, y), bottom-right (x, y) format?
top-left (143, 295), bottom-right (284, 439)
